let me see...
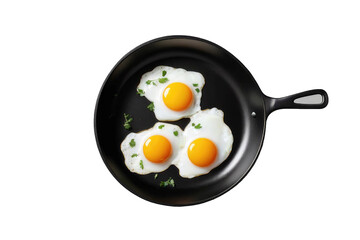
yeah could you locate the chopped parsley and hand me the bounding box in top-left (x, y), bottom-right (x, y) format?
top-left (158, 78), bottom-right (168, 83)
top-left (158, 124), bottom-right (165, 129)
top-left (146, 80), bottom-right (157, 86)
top-left (192, 123), bottom-right (202, 129)
top-left (195, 88), bottom-right (200, 93)
top-left (131, 154), bottom-right (138, 158)
top-left (162, 70), bottom-right (167, 77)
top-left (160, 177), bottom-right (175, 187)
top-left (129, 139), bottom-right (136, 147)
top-left (123, 113), bottom-right (133, 130)
top-left (173, 131), bottom-right (178, 136)
top-left (193, 83), bottom-right (198, 87)
top-left (147, 102), bottom-right (155, 111)
top-left (137, 89), bottom-right (145, 96)
top-left (139, 160), bottom-right (144, 170)
top-left (154, 173), bottom-right (158, 179)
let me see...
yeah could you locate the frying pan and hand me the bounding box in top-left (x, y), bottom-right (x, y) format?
top-left (94, 35), bottom-right (328, 206)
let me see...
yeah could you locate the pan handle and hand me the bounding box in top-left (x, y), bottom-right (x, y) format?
top-left (264, 89), bottom-right (329, 115)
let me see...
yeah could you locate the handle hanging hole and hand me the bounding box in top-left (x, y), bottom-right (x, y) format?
top-left (294, 94), bottom-right (323, 104)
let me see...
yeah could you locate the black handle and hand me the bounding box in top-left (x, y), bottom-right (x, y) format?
top-left (265, 89), bottom-right (329, 115)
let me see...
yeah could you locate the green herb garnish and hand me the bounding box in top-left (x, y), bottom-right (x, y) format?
top-left (129, 139), bottom-right (136, 147)
top-left (173, 131), bottom-right (178, 136)
top-left (146, 80), bottom-right (157, 86)
top-left (192, 123), bottom-right (202, 129)
top-left (195, 88), bottom-right (200, 93)
top-left (131, 153), bottom-right (138, 158)
top-left (123, 113), bottom-right (133, 130)
top-left (160, 177), bottom-right (175, 187)
top-left (139, 160), bottom-right (144, 169)
top-left (137, 89), bottom-right (145, 96)
top-left (158, 125), bottom-right (165, 129)
top-left (158, 78), bottom-right (168, 83)
top-left (147, 102), bottom-right (155, 111)
top-left (154, 174), bottom-right (158, 179)
top-left (193, 83), bottom-right (198, 87)
top-left (162, 70), bottom-right (167, 77)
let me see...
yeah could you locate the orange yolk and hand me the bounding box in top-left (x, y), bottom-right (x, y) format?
top-left (143, 135), bottom-right (172, 163)
top-left (163, 82), bottom-right (193, 111)
top-left (187, 138), bottom-right (217, 167)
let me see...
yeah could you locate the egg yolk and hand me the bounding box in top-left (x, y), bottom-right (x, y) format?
top-left (187, 138), bottom-right (217, 167)
top-left (163, 82), bottom-right (193, 111)
top-left (143, 135), bottom-right (172, 163)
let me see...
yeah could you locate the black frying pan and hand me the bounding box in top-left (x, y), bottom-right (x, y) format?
top-left (94, 36), bottom-right (328, 206)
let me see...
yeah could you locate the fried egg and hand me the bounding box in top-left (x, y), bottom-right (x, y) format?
top-left (174, 108), bottom-right (233, 178)
top-left (120, 122), bottom-right (184, 174)
top-left (137, 66), bottom-right (205, 121)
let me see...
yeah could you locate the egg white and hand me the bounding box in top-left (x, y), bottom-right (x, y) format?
top-left (137, 66), bottom-right (205, 121)
top-left (173, 108), bottom-right (234, 178)
top-left (120, 122), bottom-right (185, 175)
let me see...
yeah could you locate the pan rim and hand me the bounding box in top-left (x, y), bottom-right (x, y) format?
top-left (94, 35), bottom-right (267, 206)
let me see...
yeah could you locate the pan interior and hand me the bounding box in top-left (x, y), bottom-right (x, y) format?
top-left (95, 36), bottom-right (266, 206)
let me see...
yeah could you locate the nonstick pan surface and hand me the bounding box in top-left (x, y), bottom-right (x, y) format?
top-left (94, 36), bottom-right (328, 206)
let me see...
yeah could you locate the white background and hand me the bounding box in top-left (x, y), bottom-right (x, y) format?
top-left (1, 1), bottom-right (359, 239)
